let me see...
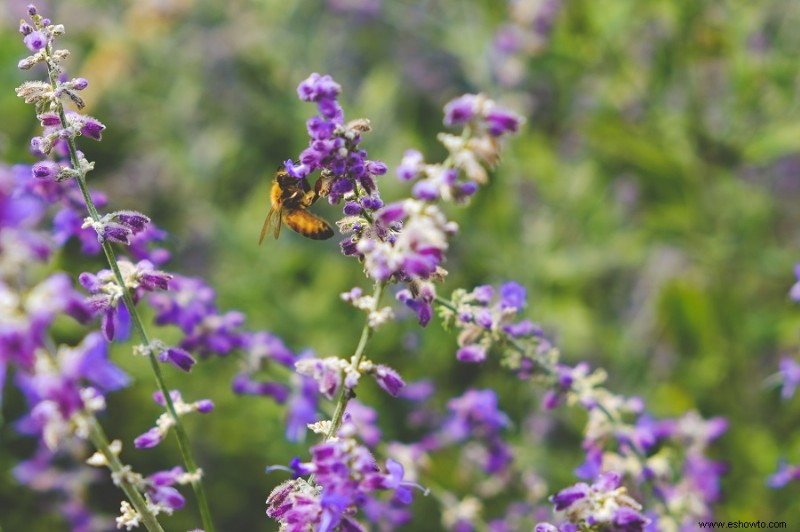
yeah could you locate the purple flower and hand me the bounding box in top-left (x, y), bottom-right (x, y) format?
top-left (370, 364), bottom-right (405, 396)
top-left (267, 438), bottom-right (421, 529)
top-left (179, 310), bottom-right (246, 357)
top-left (158, 347), bottom-right (196, 372)
top-left (23, 30), bottom-right (46, 52)
top-left (149, 275), bottom-right (247, 357)
top-left (79, 117), bottom-right (105, 141)
top-left (285, 372), bottom-right (319, 442)
top-left (499, 281), bottom-right (527, 310)
top-left (548, 472), bottom-right (649, 530)
top-left (26, 272), bottom-right (92, 326)
top-left (344, 201), bottom-right (362, 215)
top-left (574, 447), bottom-right (603, 480)
top-left (232, 332), bottom-right (300, 402)
top-left (445, 389), bottom-right (510, 436)
top-left (424, 389), bottom-right (514, 474)
top-left (195, 399), bottom-right (214, 413)
top-left (339, 401), bottom-right (381, 447)
top-left (81, 210), bottom-right (151, 247)
top-left (135, 391), bottom-right (212, 449)
top-left (790, 264), bottom-right (800, 301)
top-left (779, 357), bottom-right (800, 400)
top-left (113, 210), bottom-right (150, 233)
top-left (397, 285), bottom-right (434, 326)
top-left (63, 332), bottom-right (130, 391)
top-left (472, 285), bottom-right (494, 304)
top-left (150, 275), bottom-right (216, 333)
top-left (398, 379), bottom-right (435, 402)
top-left (31, 160), bottom-right (60, 179)
top-left (53, 207), bottom-right (102, 254)
top-left (120, 225), bottom-right (161, 259)
top-left (503, 319), bottom-right (538, 338)
top-left (149, 485), bottom-right (185, 511)
top-left (80, 260), bottom-right (169, 341)
top-left (396, 149), bottom-right (424, 181)
top-left (768, 461), bottom-right (800, 488)
top-left (295, 357), bottom-right (344, 399)
top-left (456, 344), bottom-right (487, 363)
top-left (551, 482), bottom-right (588, 510)
top-left (71, 78), bottom-right (89, 91)
top-left (297, 72), bottom-right (342, 103)
top-left (231, 374), bottom-right (289, 403)
top-left (366, 160), bottom-right (387, 175)
top-left (444, 94), bottom-right (478, 126)
top-left (485, 107), bottom-right (521, 136)
top-left (146, 466), bottom-right (187, 511)
top-left (134, 427), bottom-right (163, 449)
top-left (12, 332), bottom-right (127, 449)
top-left (475, 309), bottom-right (493, 329)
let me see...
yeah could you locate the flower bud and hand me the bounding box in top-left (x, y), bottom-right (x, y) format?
top-left (31, 160), bottom-right (60, 179)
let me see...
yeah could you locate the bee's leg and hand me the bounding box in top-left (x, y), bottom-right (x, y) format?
top-left (311, 172), bottom-right (334, 205)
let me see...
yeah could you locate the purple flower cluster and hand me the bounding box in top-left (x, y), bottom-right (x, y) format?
top-left (767, 269), bottom-right (800, 490)
top-left (266, 437), bottom-right (420, 530)
top-left (15, 332), bottom-right (130, 449)
top-left (431, 389), bottom-right (513, 475)
top-left (95, 455), bottom-right (201, 528)
top-left (399, 93), bottom-right (522, 201)
top-left (14, 443), bottom-right (110, 531)
top-left (537, 472), bottom-right (649, 532)
top-left (232, 332), bottom-right (294, 401)
top-left (79, 259), bottom-right (171, 342)
top-left (149, 274), bottom-right (246, 357)
top-left (790, 264), bottom-right (800, 302)
top-left (777, 356), bottom-right (800, 401)
top-left (286, 73), bottom-right (387, 207)
top-left (232, 333), bottom-right (326, 442)
top-left (1, 271), bottom-right (90, 372)
top-left (436, 279), bottom-right (729, 529)
top-left (294, 354), bottom-right (405, 400)
top-left (566, 386), bottom-right (727, 529)
top-left (7, 5), bottom-right (739, 528)
top-left (1, 160), bottom-right (128, 447)
top-left (441, 282), bottom-right (541, 363)
top-left (134, 390), bottom-right (214, 449)
top-left (352, 199), bottom-right (457, 283)
top-left (143, 466), bottom-right (191, 514)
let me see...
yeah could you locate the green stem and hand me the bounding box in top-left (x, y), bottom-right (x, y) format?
top-left (85, 417), bottom-right (165, 532)
top-left (325, 281), bottom-right (386, 441)
top-left (43, 45), bottom-right (215, 532)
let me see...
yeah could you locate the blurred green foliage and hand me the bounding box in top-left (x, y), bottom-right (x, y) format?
top-left (2, 0), bottom-right (800, 530)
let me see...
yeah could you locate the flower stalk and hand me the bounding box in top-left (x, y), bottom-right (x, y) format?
top-left (85, 417), bottom-right (165, 532)
top-left (32, 24), bottom-right (216, 532)
top-left (325, 280), bottom-right (386, 441)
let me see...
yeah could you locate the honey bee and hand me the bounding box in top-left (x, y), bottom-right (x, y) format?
top-left (259, 166), bottom-right (334, 243)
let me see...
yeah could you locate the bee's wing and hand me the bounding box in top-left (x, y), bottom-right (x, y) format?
top-left (274, 208), bottom-right (282, 239)
top-left (259, 207), bottom-right (278, 245)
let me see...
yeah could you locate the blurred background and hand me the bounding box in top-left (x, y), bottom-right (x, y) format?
top-left (2, 0), bottom-right (800, 529)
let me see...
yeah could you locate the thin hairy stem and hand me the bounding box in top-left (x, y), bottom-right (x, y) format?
top-left (325, 280), bottom-right (386, 441)
top-left (44, 44), bottom-right (215, 532)
top-left (85, 417), bottom-right (165, 532)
